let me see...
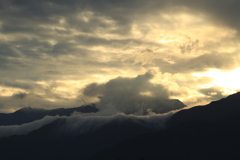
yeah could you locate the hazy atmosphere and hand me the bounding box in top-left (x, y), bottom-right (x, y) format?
top-left (1, 0), bottom-right (240, 113)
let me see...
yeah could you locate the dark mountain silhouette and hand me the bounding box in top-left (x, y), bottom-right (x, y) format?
top-left (0, 116), bottom-right (160, 160)
top-left (167, 92), bottom-right (240, 127)
top-left (89, 92), bottom-right (240, 160)
top-left (1, 92), bottom-right (240, 159)
top-left (0, 104), bottom-right (98, 126)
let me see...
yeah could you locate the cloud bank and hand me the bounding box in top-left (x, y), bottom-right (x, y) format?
top-left (0, 111), bottom-right (174, 138)
top-left (0, 115), bottom-right (60, 138)
top-left (83, 72), bottom-right (186, 114)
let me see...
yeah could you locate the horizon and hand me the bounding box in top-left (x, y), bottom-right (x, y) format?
top-left (1, 91), bottom-right (237, 114)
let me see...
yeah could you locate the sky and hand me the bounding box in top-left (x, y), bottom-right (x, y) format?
top-left (0, 0), bottom-right (240, 113)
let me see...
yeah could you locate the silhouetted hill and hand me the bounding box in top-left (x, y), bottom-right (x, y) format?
top-left (89, 92), bottom-right (240, 160)
top-left (1, 92), bottom-right (240, 159)
top-left (0, 116), bottom-right (159, 159)
top-left (0, 104), bottom-right (98, 126)
top-left (89, 118), bottom-right (240, 160)
top-left (166, 92), bottom-right (240, 127)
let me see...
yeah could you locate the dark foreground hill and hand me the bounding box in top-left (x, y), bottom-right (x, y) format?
top-left (89, 92), bottom-right (240, 160)
top-left (167, 92), bottom-right (240, 127)
top-left (0, 104), bottom-right (98, 126)
top-left (1, 93), bottom-right (240, 159)
top-left (0, 116), bottom-right (161, 160)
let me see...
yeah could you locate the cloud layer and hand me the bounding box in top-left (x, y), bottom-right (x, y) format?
top-left (0, 115), bottom-right (60, 138)
top-left (0, 0), bottom-right (240, 112)
top-left (83, 72), bottom-right (186, 114)
top-left (0, 112), bottom-right (174, 138)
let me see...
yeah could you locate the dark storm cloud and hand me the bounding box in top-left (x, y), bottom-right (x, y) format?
top-left (0, 1), bottom-right (96, 34)
top-left (1, 0), bottom-right (240, 36)
top-left (12, 92), bottom-right (28, 99)
top-left (83, 72), bottom-right (185, 114)
top-left (51, 42), bottom-right (82, 56)
top-left (74, 35), bottom-right (159, 48)
top-left (0, 0), bottom-right (170, 37)
top-left (83, 83), bottom-right (104, 97)
top-left (176, 0), bottom-right (240, 34)
top-left (0, 43), bottom-right (19, 57)
top-left (0, 80), bottom-right (34, 90)
top-left (80, 0), bottom-right (168, 34)
top-left (10, 38), bottom-right (53, 58)
top-left (0, 43), bottom-right (23, 72)
top-left (0, 0), bottom-right (238, 60)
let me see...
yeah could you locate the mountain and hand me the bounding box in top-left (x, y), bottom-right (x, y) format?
top-left (89, 92), bottom-right (240, 160)
top-left (0, 104), bottom-right (99, 126)
top-left (166, 92), bottom-right (240, 127)
top-left (1, 92), bottom-right (240, 159)
top-left (0, 115), bottom-right (161, 160)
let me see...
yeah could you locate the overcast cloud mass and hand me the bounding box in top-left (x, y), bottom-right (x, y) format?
top-left (0, 0), bottom-right (240, 113)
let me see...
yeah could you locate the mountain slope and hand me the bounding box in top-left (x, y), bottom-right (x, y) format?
top-left (0, 116), bottom-right (162, 159)
top-left (0, 104), bottom-right (98, 126)
top-left (166, 92), bottom-right (240, 127)
top-left (89, 92), bottom-right (240, 160)
top-left (89, 119), bottom-right (240, 160)
top-left (1, 93), bottom-right (240, 159)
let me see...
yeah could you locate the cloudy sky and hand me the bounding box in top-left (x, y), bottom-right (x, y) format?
top-left (0, 0), bottom-right (240, 113)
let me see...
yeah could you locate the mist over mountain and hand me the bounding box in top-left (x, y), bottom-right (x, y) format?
top-left (0, 92), bottom-right (240, 159)
top-left (0, 113), bottom-right (171, 159)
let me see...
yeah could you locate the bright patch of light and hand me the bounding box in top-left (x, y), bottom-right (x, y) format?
top-left (193, 68), bottom-right (240, 90)
top-left (46, 98), bottom-right (56, 102)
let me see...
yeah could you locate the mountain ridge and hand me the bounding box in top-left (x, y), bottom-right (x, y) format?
top-left (89, 92), bottom-right (240, 159)
top-left (1, 92), bottom-right (240, 159)
top-left (0, 104), bottom-right (98, 126)
top-left (166, 92), bottom-right (240, 127)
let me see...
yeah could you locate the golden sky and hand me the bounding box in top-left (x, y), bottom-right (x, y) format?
top-left (0, 0), bottom-right (240, 113)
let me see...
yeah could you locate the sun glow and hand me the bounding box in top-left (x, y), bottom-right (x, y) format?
top-left (193, 68), bottom-right (240, 90)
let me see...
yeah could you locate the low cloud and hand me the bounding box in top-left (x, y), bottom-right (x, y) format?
top-left (0, 112), bottom-right (174, 138)
top-left (59, 113), bottom-right (174, 135)
top-left (83, 72), bottom-right (185, 115)
top-left (0, 115), bottom-right (60, 138)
